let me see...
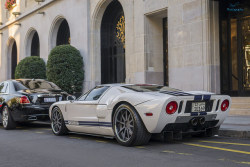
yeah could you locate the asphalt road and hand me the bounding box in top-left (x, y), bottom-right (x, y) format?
top-left (0, 122), bottom-right (250, 167)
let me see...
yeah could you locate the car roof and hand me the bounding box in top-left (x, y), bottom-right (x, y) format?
top-left (98, 83), bottom-right (160, 87)
top-left (99, 83), bottom-right (130, 87)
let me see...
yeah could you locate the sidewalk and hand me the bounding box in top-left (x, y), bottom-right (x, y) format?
top-left (219, 115), bottom-right (250, 139)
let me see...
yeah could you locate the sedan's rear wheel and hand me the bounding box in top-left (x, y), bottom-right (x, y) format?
top-left (113, 104), bottom-right (151, 146)
top-left (2, 106), bottom-right (16, 130)
top-left (51, 107), bottom-right (68, 135)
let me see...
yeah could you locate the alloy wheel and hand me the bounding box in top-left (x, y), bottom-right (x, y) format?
top-left (114, 107), bottom-right (135, 142)
top-left (2, 107), bottom-right (8, 128)
top-left (51, 108), bottom-right (62, 134)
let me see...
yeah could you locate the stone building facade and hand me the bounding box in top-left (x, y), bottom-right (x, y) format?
top-left (0, 0), bottom-right (249, 96)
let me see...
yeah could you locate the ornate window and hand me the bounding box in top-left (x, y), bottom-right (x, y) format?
top-left (116, 15), bottom-right (125, 48)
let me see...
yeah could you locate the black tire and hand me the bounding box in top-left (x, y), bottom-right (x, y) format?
top-left (1, 106), bottom-right (16, 130)
top-left (113, 104), bottom-right (151, 146)
top-left (51, 107), bottom-right (68, 135)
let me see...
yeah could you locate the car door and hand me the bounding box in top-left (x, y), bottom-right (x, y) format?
top-left (0, 82), bottom-right (8, 105)
top-left (0, 82), bottom-right (4, 102)
top-left (0, 82), bottom-right (9, 121)
top-left (0, 82), bottom-right (4, 114)
top-left (65, 86), bottom-right (109, 133)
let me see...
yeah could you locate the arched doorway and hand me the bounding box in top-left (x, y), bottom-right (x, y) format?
top-left (31, 32), bottom-right (40, 57)
top-left (11, 41), bottom-right (17, 79)
top-left (56, 19), bottom-right (70, 46)
top-left (50, 17), bottom-right (71, 50)
top-left (25, 29), bottom-right (40, 57)
top-left (101, 1), bottom-right (125, 84)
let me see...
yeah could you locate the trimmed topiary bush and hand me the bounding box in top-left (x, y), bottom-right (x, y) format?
top-left (15, 56), bottom-right (46, 79)
top-left (47, 45), bottom-right (84, 94)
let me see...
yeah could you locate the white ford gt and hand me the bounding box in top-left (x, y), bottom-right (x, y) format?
top-left (49, 84), bottom-right (231, 146)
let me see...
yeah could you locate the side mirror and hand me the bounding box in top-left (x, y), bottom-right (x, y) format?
top-left (67, 95), bottom-right (76, 101)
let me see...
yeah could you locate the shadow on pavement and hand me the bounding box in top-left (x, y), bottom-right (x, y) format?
top-left (15, 121), bottom-right (51, 129)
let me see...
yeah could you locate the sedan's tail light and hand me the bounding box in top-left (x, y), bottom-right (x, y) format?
top-left (221, 99), bottom-right (229, 111)
top-left (20, 96), bottom-right (30, 104)
top-left (166, 101), bottom-right (178, 114)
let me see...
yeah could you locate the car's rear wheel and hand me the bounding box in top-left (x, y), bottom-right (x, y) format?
top-left (2, 106), bottom-right (16, 130)
top-left (51, 107), bottom-right (68, 135)
top-left (113, 104), bottom-right (151, 146)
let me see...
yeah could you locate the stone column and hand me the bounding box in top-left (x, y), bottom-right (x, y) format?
top-left (202, 0), bottom-right (220, 93)
top-left (168, 0), bottom-right (220, 93)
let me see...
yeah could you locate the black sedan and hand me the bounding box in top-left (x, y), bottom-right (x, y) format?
top-left (0, 79), bottom-right (69, 129)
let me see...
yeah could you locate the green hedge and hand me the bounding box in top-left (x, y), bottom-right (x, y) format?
top-left (15, 56), bottom-right (46, 79)
top-left (47, 45), bottom-right (84, 94)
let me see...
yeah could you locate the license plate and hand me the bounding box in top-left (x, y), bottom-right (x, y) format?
top-left (44, 98), bottom-right (57, 103)
top-left (192, 102), bottom-right (205, 112)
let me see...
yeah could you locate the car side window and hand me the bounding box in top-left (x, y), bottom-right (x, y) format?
top-left (0, 83), bottom-right (4, 93)
top-left (3, 83), bottom-right (8, 93)
top-left (78, 91), bottom-right (90, 101)
top-left (84, 86), bottom-right (109, 101)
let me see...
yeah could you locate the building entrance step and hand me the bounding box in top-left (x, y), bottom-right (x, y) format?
top-left (229, 97), bottom-right (250, 116)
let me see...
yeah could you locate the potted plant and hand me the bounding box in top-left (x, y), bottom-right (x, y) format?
top-left (5, 0), bottom-right (16, 10)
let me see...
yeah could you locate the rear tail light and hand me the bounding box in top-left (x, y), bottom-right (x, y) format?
top-left (20, 96), bottom-right (30, 104)
top-left (221, 99), bottom-right (229, 111)
top-left (166, 101), bottom-right (178, 114)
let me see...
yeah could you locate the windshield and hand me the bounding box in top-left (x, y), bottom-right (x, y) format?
top-left (123, 84), bottom-right (181, 92)
top-left (13, 80), bottom-right (61, 91)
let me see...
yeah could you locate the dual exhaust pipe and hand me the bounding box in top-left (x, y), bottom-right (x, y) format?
top-left (190, 117), bottom-right (205, 126)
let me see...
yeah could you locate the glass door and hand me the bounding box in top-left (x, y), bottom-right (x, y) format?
top-left (241, 17), bottom-right (250, 92)
top-left (220, 1), bottom-right (250, 96)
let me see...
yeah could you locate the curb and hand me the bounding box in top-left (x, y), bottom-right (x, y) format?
top-left (219, 129), bottom-right (250, 139)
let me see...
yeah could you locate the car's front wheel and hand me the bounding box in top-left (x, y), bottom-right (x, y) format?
top-left (51, 107), bottom-right (68, 135)
top-left (1, 106), bottom-right (16, 130)
top-left (113, 104), bottom-right (151, 146)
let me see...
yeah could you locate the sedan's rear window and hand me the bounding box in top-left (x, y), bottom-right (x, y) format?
top-left (13, 82), bottom-right (27, 91)
top-left (123, 85), bottom-right (181, 92)
top-left (13, 80), bottom-right (61, 91)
